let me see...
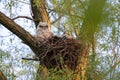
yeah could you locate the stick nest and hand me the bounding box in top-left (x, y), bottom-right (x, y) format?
top-left (36, 36), bottom-right (82, 70)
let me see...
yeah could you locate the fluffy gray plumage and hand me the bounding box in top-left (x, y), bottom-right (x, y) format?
top-left (35, 22), bottom-right (53, 42)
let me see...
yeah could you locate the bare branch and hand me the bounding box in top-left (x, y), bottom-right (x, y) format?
top-left (78, 0), bottom-right (87, 10)
top-left (12, 16), bottom-right (34, 21)
top-left (51, 15), bottom-right (62, 24)
top-left (14, 0), bottom-right (30, 5)
top-left (22, 58), bottom-right (39, 61)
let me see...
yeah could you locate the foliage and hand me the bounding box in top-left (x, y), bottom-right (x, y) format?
top-left (86, 53), bottom-right (120, 80)
top-left (0, 49), bottom-right (15, 80)
top-left (35, 66), bottom-right (74, 80)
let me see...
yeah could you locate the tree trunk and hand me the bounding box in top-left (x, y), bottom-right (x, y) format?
top-left (30, 0), bottom-right (51, 80)
top-left (74, 44), bottom-right (90, 80)
top-left (30, 0), bottom-right (51, 29)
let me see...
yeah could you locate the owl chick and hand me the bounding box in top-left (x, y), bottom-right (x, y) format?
top-left (35, 22), bottom-right (53, 42)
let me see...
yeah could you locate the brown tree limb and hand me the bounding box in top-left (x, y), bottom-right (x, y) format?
top-left (12, 16), bottom-right (34, 21)
top-left (0, 11), bottom-right (39, 54)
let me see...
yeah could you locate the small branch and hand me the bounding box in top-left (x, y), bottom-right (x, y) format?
top-left (12, 16), bottom-right (34, 21)
top-left (51, 15), bottom-right (62, 24)
top-left (14, 0), bottom-right (30, 5)
top-left (22, 58), bottom-right (39, 61)
top-left (78, 0), bottom-right (87, 10)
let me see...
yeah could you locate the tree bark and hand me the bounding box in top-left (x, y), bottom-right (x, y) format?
top-left (30, 0), bottom-right (51, 29)
top-left (74, 44), bottom-right (90, 80)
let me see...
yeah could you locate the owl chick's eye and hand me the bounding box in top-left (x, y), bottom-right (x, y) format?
top-left (37, 22), bottom-right (48, 28)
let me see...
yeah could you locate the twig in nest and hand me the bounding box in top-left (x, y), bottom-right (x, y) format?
top-left (12, 16), bottom-right (34, 21)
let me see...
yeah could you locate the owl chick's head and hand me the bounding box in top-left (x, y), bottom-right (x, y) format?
top-left (37, 22), bottom-right (48, 29)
